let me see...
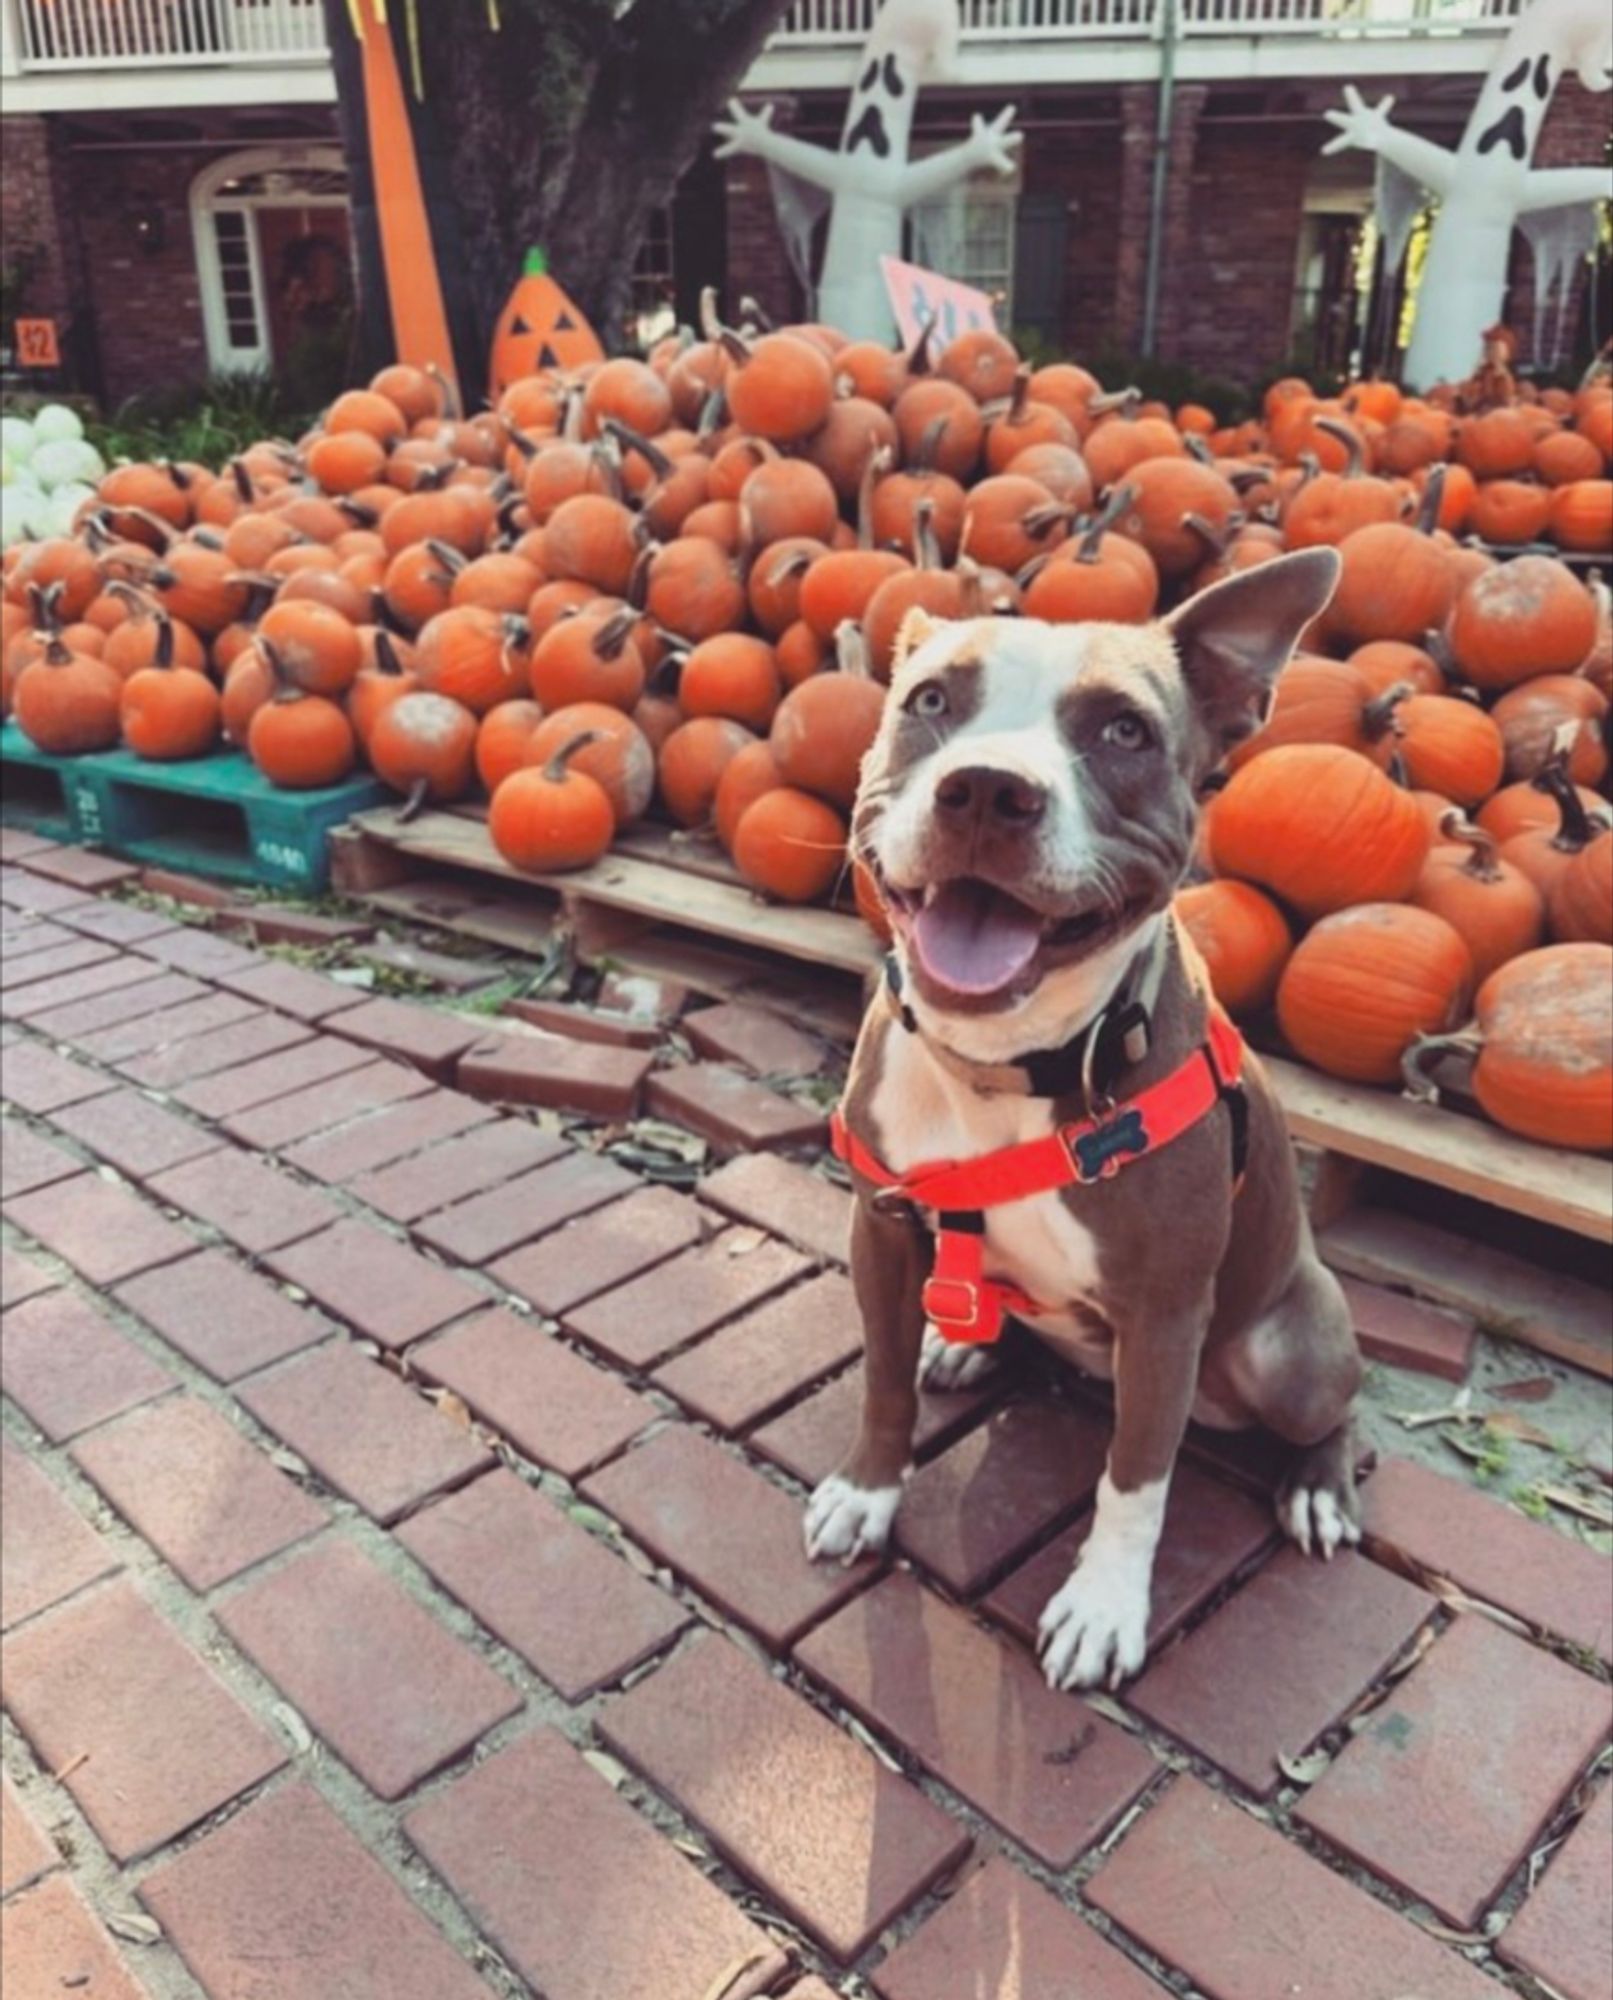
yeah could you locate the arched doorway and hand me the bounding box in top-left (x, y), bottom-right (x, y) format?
top-left (190, 147), bottom-right (353, 399)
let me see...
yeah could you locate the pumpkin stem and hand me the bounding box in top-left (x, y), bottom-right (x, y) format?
top-left (1422, 626), bottom-right (1458, 686)
top-left (42, 636), bottom-right (73, 668)
top-left (738, 293), bottom-right (775, 333)
top-left (160, 459), bottom-right (192, 493)
top-left (1088, 387), bottom-right (1140, 419)
top-left (121, 506), bottom-right (178, 547)
top-left (1226, 468), bottom-right (1268, 495)
top-left (765, 548), bottom-right (814, 591)
top-left (1181, 511), bottom-right (1231, 561)
top-left (1437, 809), bottom-right (1506, 882)
top-left (426, 362), bottom-right (461, 422)
top-left (1003, 366), bottom-right (1032, 427)
top-left (835, 618), bottom-right (873, 681)
top-left (1313, 417), bottom-right (1364, 479)
top-left (603, 418), bottom-right (673, 482)
top-left (912, 496), bottom-right (941, 574)
top-left (1362, 680), bottom-right (1413, 741)
top-left (627, 541), bottom-right (657, 613)
top-left (337, 498), bottom-right (378, 527)
top-left (904, 312), bottom-right (936, 374)
top-left (1023, 501), bottom-right (1073, 543)
top-left (398, 776), bottom-right (432, 825)
top-left (1077, 483), bottom-right (1136, 562)
top-left (1540, 760), bottom-right (1596, 852)
top-left (373, 630), bottom-right (407, 678)
top-left (154, 612), bottom-right (175, 671)
top-left (424, 538), bottom-right (468, 576)
top-left (857, 444), bottom-right (891, 552)
top-left (26, 581), bottom-right (64, 634)
top-left (717, 325), bottom-right (753, 368)
top-left (543, 728), bottom-right (604, 783)
top-left (260, 636), bottom-right (293, 695)
top-left (500, 422), bottom-right (537, 461)
top-left (592, 606), bottom-right (639, 661)
top-left (1401, 1028), bottom-right (1483, 1106)
top-left (734, 502), bottom-right (758, 586)
top-left (696, 387), bottom-right (729, 440)
top-left (697, 285), bottom-right (724, 345)
top-left (1415, 464), bottom-right (1447, 536)
top-left (192, 525), bottom-right (226, 552)
top-left (914, 416), bottom-right (949, 475)
top-left (956, 553), bottom-right (988, 619)
top-left (230, 458), bottom-right (255, 502)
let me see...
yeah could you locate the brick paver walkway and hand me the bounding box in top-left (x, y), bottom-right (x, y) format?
top-left (2, 833), bottom-right (1610, 2000)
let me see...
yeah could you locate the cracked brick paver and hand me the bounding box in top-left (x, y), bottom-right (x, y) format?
top-left (6, 872), bottom-right (1611, 2000)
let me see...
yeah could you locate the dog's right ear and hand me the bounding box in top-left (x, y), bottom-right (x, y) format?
top-left (1164, 547), bottom-right (1341, 768)
top-left (891, 605), bottom-right (940, 676)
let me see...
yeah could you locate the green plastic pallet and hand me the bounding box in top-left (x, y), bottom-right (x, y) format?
top-left (0, 724), bottom-right (388, 891)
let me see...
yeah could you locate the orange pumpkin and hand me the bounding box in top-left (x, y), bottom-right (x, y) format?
top-left (489, 248), bottom-right (605, 394)
top-left (475, 698), bottom-right (545, 793)
top-left (768, 671), bottom-right (886, 811)
top-left (119, 659), bottom-right (220, 762)
top-left (1549, 829), bottom-right (1613, 945)
top-left (1276, 903), bottom-right (1473, 1084)
top-left (13, 638), bottom-right (124, 754)
top-left (657, 716), bottom-right (755, 827)
top-left (732, 787), bottom-right (848, 904)
top-left (678, 633), bottom-right (782, 733)
top-left (247, 688), bottom-right (357, 790)
top-left (1226, 655), bottom-right (1404, 773)
top-left (1467, 479), bottom-right (1551, 547)
top-left (1415, 944), bottom-right (1613, 1151)
top-left (1173, 880), bottom-right (1292, 1016)
top-left (714, 739), bottom-right (786, 852)
top-left (1394, 694), bottom-right (1506, 810)
top-left (1548, 480), bottom-right (1613, 555)
top-left (489, 729), bottom-right (615, 871)
top-left (367, 691), bottom-right (479, 811)
top-left (1208, 744), bottom-right (1430, 920)
top-left (1448, 557), bottom-right (1598, 690)
top-left (525, 702), bottom-right (654, 826)
top-left (415, 605), bottom-right (533, 715)
top-left (1491, 674), bottom-right (1608, 788)
top-left (1409, 815), bottom-right (1544, 984)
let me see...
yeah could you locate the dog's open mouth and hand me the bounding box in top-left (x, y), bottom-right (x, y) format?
top-left (881, 875), bottom-right (1137, 1004)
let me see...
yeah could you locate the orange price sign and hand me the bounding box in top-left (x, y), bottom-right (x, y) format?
top-left (15, 319), bottom-right (61, 368)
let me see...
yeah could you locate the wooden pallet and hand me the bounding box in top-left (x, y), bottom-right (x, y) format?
top-left (334, 803), bottom-right (883, 981)
top-left (1, 725), bottom-right (389, 891)
top-left (335, 796), bottom-right (1612, 1375)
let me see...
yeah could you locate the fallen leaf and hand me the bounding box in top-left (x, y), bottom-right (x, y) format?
top-left (1484, 1412), bottom-right (1555, 1448)
top-left (700, 1947), bottom-right (778, 2000)
top-left (271, 1702), bottom-right (313, 1754)
top-left (722, 1227), bottom-right (767, 1258)
top-left (1535, 1484), bottom-right (1613, 1528)
top-left (268, 1447), bottom-right (309, 1478)
top-left (1084, 1692), bottom-right (1141, 1733)
top-left (428, 1388), bottom-right (474, 1431)
top-left (1414, 1915), bottom-right (1492, 1947)
top-left (581, 1748), bottom-right (630, 1789)
top-left (1491, 1376), bottom-right (1556, 1404)
top-left (103, 1913), bottom-right (162, 1946)
top-left (564, 1501), bottom-right (618, 1538)
top-left (1278, 1747), bottom-right (1332, 1785)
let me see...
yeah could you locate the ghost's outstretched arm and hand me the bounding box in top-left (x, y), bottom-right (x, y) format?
top-left (896, 108), bottom-right (1022, 205)
top-left (1322, 87), bottom-right (1455, 198)
top-left (1515, 167), bottom-right (1613, 214)
top-left (712, 99), bottom-right (860, 195)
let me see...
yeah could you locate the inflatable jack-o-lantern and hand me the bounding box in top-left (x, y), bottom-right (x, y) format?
top-left (489, 247), bottom-right (605, 391)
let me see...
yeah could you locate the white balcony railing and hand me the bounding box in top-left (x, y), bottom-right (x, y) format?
top-left (12, 0), bottom-right (328, 69)
top-left (772, 0), bottom-right (1523, 41)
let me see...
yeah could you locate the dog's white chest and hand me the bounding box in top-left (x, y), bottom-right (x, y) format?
top-left (868, 1028), bottom-right (1107, 1342)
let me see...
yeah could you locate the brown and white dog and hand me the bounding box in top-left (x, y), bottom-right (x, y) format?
top-left (805, 547), bottom-right (1364, 1691)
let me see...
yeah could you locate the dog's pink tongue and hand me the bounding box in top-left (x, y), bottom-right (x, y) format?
top-left (911, 881), bottom-right (1043, 997)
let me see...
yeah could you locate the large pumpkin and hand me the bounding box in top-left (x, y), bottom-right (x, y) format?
top-left (1411, 943), bottom-right (1613, 1151)
top-left (1277, 903), bottom-right (1473, 1084)
top-left (1173, 880), bottom-right (1292, 1016)
top-left (1208, 744), bottom-right (1430, 920)
top-left (1448, 556), bottom-right (1598, 690)
top-left (489, 248), bottom-right (605, 394)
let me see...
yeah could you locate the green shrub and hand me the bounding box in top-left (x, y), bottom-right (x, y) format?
top-left (88, 372), bottom-right (312, 467)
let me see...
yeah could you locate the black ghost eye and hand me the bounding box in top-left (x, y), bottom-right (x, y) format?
top-left (1103, 711), bottom-right (1151, 751)
top-left (908, 683), bottom-right (949, 719)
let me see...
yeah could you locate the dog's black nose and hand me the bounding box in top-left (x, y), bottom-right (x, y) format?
top-left (933, 765), bottom-right (1048, 828)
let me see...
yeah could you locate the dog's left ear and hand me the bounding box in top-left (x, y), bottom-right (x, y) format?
top-left (1164, 547), bottom-right (1342, 769)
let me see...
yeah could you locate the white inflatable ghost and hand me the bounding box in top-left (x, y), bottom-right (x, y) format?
top-left (713, 0), bottom-right (1021, 342)
top-left (1324, 0), bottom-right (1613, 390)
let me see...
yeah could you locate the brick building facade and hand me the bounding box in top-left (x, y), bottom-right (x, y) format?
top-left (2, 63), bottom-right (1607, 410)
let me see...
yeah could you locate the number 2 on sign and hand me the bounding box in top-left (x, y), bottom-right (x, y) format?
top-left (15, 320), bottom-right (61, 368)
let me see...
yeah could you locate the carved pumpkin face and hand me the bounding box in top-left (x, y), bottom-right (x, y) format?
top-left (489, 247), bottom-right (605, 392)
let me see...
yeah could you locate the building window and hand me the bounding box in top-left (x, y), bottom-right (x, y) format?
top-left (213, 212), bottom-right (264, 355)
top-left (909, 179), bottom-right (1019, 321)
top-left (631, 208), bottom-right (676, 352)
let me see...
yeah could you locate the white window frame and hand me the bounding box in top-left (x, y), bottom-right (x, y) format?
top-left (908, 158), bottom-right (1021, 322)
top-left (190, 144), bottom-right (348, 375)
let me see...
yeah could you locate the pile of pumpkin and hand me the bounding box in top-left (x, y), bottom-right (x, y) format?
top-left (1, 322), bottom-right (1609, 1149)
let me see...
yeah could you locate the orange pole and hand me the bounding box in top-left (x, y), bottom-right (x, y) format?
top-left (357, 7), bottom-right (461, 403)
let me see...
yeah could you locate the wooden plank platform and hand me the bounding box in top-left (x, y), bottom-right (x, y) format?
top-left (1, 724), bottom-right (388, 891)
top-left (339, 803), bottom-right (883, 982)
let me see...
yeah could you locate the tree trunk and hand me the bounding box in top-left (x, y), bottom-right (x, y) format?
top-left (324, 0), bottom-right (791, 392)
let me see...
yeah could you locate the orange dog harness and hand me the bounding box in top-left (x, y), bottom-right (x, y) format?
top-left (831, 1010), bottom-right (1247, 1347)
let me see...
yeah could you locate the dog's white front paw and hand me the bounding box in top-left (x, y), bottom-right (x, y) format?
top-left (804, 1473), bottom-right (902, 1564)
top-left (1037, 1560), bottom-right (1152, 1692)
top-left (919, 1322), bottom-right (1001, 1393)
top-left (1280, 1484), bottom-right (1361, 1561)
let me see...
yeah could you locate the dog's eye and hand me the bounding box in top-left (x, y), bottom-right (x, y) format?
top-left (1103, 711), bottom-right (1152, 751)
top-left (907, 683), bottom-right (949, 719)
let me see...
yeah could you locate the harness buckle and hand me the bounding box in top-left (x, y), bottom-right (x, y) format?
top-left (922, 1276), bottom-right (1003, 1345)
